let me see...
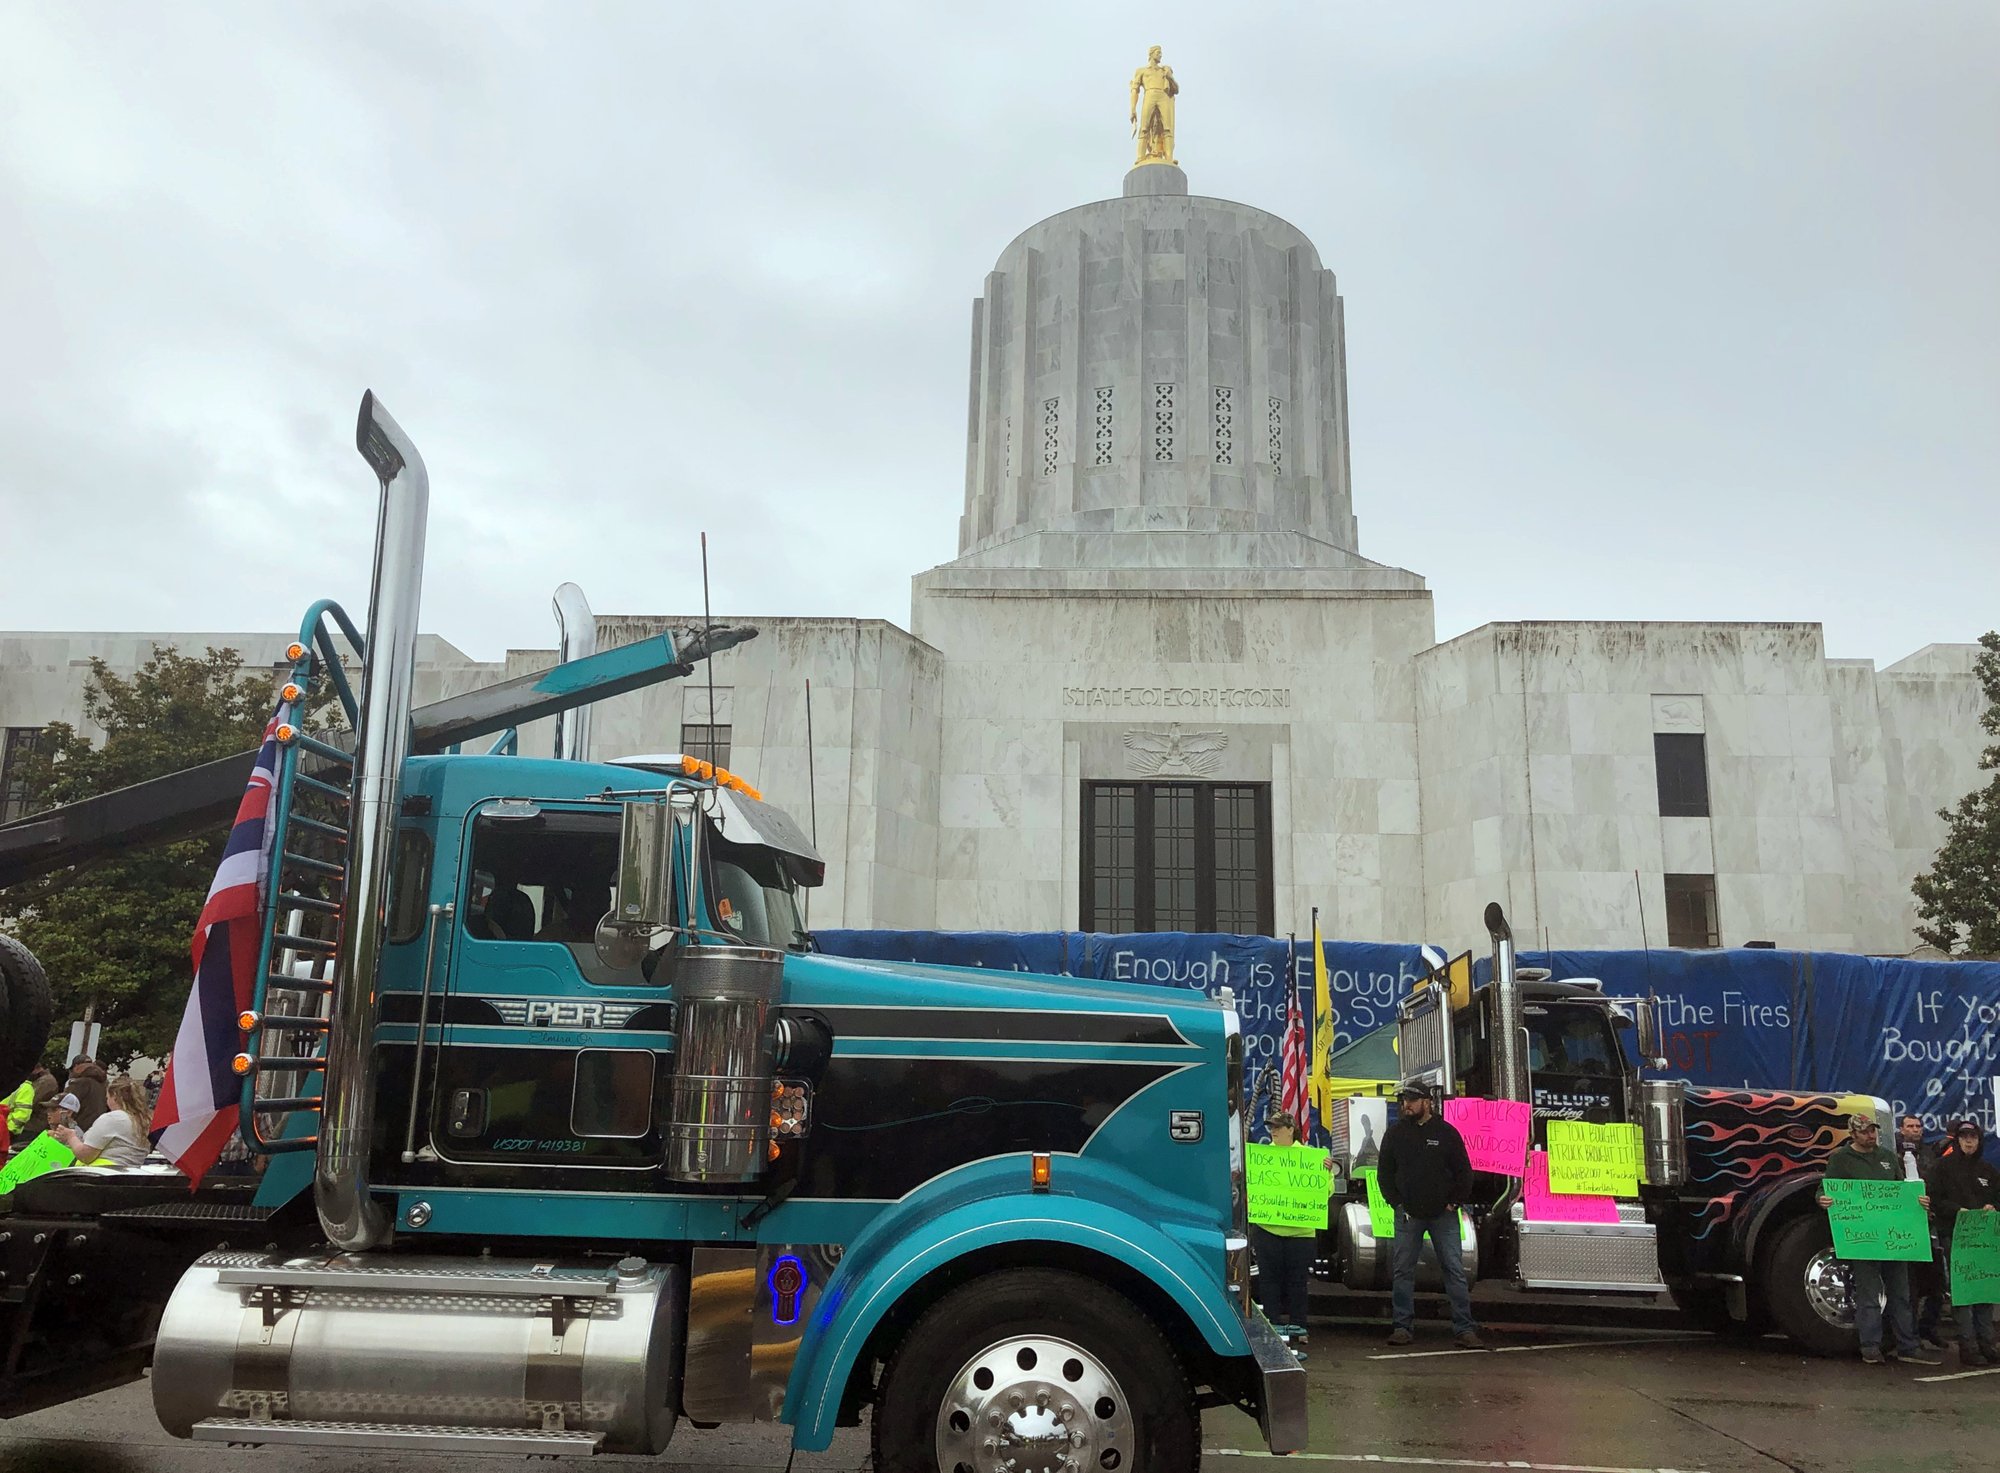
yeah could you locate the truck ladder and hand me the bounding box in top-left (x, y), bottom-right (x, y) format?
top-left (236, 603), bottom-right (360, 1154)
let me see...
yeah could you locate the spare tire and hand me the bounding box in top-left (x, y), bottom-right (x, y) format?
top-left (0, 934), bottom-right (54, 1095)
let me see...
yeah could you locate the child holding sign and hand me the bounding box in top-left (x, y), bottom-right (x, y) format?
top-left (1932, 1119), bottom-right (2000, 1368)
top-left (1245, 1110), bottom-right (1330, 1350)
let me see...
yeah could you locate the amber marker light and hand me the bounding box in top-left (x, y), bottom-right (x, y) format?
top-left (275, 724), bottom-right (296, 743)
top-left (1031, 1153), bottom-right (1052, 1190)
top-left (286, 643), bottom-right (306, 661)
top-left (237, 1011), bottom-right (260, 1032)
top-left (231, 1053), bottom-right (255, 1076)
top-left (280, 682), bottom-right (304, 703)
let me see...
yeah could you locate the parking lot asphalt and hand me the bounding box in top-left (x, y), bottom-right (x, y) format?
top-left (4, 1302), bottom-right (1998, 1473)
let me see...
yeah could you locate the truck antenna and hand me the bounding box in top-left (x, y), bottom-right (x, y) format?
top-left (804, 676), bottom-right (818, 931)
top-left (1634, 868), bottom-right (1656, 992)
top-left (700, 532), bottom-right (719, 775)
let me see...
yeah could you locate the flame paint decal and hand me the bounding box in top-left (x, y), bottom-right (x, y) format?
top-left (1681, 1088), bottom-right (1857, 1241)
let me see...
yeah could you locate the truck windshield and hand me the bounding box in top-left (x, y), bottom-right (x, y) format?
top-left (1523, 1001), bottom-right (1625, 1122)
top-left (707, 829), bottom-right (809, 951)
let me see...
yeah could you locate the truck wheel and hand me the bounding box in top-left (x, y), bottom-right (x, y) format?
top-left (0, 934), bottom-right (54, 1095)
top-left (872, 1267), bottom-right (1200, 1473)
top-left (1761, 1214), bottom-right (1859, 1358)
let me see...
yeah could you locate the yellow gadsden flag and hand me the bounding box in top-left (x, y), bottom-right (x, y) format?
top-left (1307, 913), bottom-right (1335, 1129)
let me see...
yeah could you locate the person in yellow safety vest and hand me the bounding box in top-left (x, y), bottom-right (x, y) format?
top-left (5, 1077), bottom-right (36, 1137)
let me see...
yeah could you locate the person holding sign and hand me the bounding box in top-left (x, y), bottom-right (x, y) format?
top-left (1378, 1084), bottom-right (1483, 1350)
top-left (1931, 1119), bottom-right (2000, 1368)
top-left (1817, 1114), bottom-right (1938, 1365)
top-left (1246, 1109), bottom-right (1330, 1350)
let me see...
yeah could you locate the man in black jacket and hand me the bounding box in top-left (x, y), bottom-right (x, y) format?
top-left (1897, 1115), bottom-right (1948, 1348)
top-left (1932, 1119), bottom-right (2000, 1367)
top-left (1378, 1083), bottom-right (1484, 1348)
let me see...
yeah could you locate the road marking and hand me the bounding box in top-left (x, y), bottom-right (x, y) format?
top-left (1204, 1450), bottom-right (1711, 1473)
top-left (1914, 1363), bottom-right (2000, 1382)
top-left (1367, 1335), bottom-right (1691, 1361)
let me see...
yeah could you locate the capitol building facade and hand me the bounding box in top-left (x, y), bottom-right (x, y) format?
top-left (2, 152), bottom-right (1984, 956)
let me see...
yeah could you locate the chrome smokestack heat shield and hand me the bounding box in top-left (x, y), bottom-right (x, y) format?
top-left (659, 946), bottom-right (784, 1183)
top-left (1486, 901), bottom-right (1529, 1104)
top-left (316, 391), bottom-right (429, 1254)
top-left (551, 581), bottom-right (597, 761)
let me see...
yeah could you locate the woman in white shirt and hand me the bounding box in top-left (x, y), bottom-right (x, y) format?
top-left (53, 1074), bottom-right (152, 1169)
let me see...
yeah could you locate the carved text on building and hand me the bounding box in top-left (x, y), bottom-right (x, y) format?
top-left (1063, 686), bottom-right (1291, 709)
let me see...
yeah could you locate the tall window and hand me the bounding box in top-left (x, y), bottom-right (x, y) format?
top-left (1654, 732), bottom-right (1710, 818)
top-left (1, 727), bottom-right (48, 822)
top-left (681, 723), bottom-right (731, 769)
top-left (1081, 782), bottom-right (1272, 934)
top-left (1664, 873), bottom-right (1720, 948)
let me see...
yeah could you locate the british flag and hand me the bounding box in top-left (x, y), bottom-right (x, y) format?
top-left (1279, 977), bottom-right (1310, 1129)
top-left (151, 702), bottom-right (290, 1186)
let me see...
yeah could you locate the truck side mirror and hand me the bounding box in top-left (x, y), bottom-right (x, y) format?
top-left (597, 799), bottom-right (676, 968)
top-left (1635, 995), bottom-right (1669, 1072)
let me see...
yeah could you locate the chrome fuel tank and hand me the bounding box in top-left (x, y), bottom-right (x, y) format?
top-left (152, 1251), bottom-right (684, 1454)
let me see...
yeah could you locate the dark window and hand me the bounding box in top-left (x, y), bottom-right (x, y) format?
top-left (463, 808), bottom-right (620, 945)
top-left (571, 1049), bottom-right (655, 1137)
top-left (1081, 782), bottom-right (1272, 934)
top-left (1654, 732), bottom-right (1710, 818)
top-left (1664, 873), bottom-right (1721, 948)
top-left (386, 829), bottom-right (433, 943)
top-left (1, 727), bottom-right (48, 822)
top-left (681, 723), bottom-right (731, 769)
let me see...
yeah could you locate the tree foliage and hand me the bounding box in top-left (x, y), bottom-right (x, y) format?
top-left (0, 648), bottom-right (284, 1067)
top-left (1912, 631), bottom-right (2000, 956)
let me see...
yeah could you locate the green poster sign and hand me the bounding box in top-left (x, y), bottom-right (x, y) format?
top-left (1358, 1166), bottom-right (1396, 1239)
top-left (0, 1133), bottom-right (76, 1195)
top-left (1824, 1178), bottom-right (1931, 1262)
top-left (1245, 1142), bottom-right (1331, 1231)
top-left (1950, 1210), bottom-right (2000, 1306)
top-left (1546, 1120), bottom-right (1639, 1198)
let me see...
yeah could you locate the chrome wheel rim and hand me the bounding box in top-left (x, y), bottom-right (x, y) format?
top-left (934, 1333), bottom-right (1135, 1473)
top-left (1803, 1247), bottom-right (1856, 1329)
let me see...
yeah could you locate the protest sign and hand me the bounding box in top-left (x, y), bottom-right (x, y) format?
top-left (1951, 1210), bottom-right (2000, 1306)
top-left (1358, 1167), bottom-right (1396, 1239)
top-left (1443, 1097), bottom-right (1531, 1178)
top-left (1823, 1179), bottom-right (1930, 1261)
top-left (1546, 1119), bottom-right (1639, 1198)
top-left (1523, 1148), bottom-right (1620, 1224)
top-left (0, 1133), bottom-right (76, 1195)
top-left (1246, 1142), bottom-right (1331, 1232)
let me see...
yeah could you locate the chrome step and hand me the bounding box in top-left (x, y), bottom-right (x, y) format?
top-left (214, 1256), bottom-right (620, 1298)
top-left (191, 1418), bottom-right (603, 1454)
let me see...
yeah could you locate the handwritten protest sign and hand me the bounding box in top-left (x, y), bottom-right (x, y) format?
top-left (1444, 1097), bottom-right (1531, 1178)
top-left (0, 1133), bottom-right (76, 1195)
top-left (1951, 1210), bottom-right (2000, 1306)
top-left (1523, 1148), bottom-right (1620, 1224)
top-left (1357, 1167), bottom-right (1396, 1239)
top-left (1823, 1179), bottom-right (1931, 1261)
top-left (1546, 1119), bottom-right (1639, 1198)
top-left (1246, 1143), bottom-right (1331, 1231)
top-left (1612, 1122), bottom-right (1650, 1186)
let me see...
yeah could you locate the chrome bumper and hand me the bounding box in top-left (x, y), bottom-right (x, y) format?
top-left (1243, 1309), bottom-right (1308, 1454)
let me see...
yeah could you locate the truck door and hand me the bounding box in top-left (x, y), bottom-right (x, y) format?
top-left (425, 800), bottom-right (672, 1171)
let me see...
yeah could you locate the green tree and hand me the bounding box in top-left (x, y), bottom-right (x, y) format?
top-left (0, 648), bottom-right (285, 1066)
top-left (1912, 631), bottom-right (2000, 956)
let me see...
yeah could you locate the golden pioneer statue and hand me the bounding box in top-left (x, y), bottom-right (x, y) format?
top-left (1129, 44), bottom-right (1179, 166)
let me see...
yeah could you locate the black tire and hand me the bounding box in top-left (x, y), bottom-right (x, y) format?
top-left (872, 1267), bottom-right (1200, 1473)
top-left (1760, 1213), bottom-right (1860, 1358)
top-left (0, 933), bottom-right (54, 1096)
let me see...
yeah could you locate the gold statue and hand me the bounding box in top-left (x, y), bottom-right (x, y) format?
top-left (1129, 44), bottom-right (1179, 167)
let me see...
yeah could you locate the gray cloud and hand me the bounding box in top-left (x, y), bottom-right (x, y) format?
top-left (1, 2), bottom-right (1993, 664)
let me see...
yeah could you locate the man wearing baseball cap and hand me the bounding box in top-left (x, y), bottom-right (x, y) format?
top-left (1817, 1113), bottom-right (1939, 1365)
top-left (1377, 1082), bottom-right (1483, 1349)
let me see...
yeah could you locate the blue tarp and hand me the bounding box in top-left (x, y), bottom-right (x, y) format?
top-left (814, 930), bottom-right (2000, 1135)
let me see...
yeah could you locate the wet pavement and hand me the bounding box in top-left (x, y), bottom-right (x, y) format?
top-left (4, 1310), bottom-right (1998, 1472)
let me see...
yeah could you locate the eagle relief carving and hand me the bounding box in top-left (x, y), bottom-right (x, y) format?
top-left (1122, 723), bottom-right (1229, 777)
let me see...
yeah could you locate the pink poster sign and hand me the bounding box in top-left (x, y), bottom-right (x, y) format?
top-left (1444, 1096), bottom-right (1532, 1179)
top-left (1523, 1149), bottom-right (1621, 1224)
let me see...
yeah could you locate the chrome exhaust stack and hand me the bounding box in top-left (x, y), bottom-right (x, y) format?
top-left (551, 582), bottom-right (597, 761)
top-left (316, 391), bottom-right (429, 1253)
top-left (1485, 901), bottom-right (1529, 1104)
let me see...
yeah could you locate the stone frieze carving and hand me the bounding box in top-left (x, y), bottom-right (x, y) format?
top-left (1123, 723), bottom-right (1229, 777)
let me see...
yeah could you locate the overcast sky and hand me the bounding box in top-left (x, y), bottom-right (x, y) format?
top-left (2, 3), bottom-right (1994, 666)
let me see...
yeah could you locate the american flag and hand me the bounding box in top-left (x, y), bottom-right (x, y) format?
top-left (1279, 977), bottom-right (1310, 1128)
top-left (151, 703), bottom-right (290, 1187)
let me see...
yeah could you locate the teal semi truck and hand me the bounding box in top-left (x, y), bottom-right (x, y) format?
top-left (0, 393), bottom-right (1302, 1471)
